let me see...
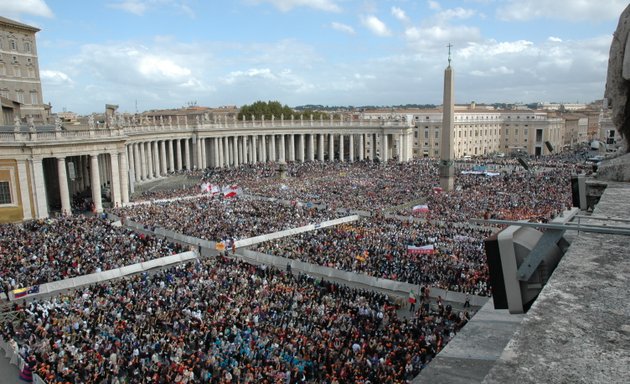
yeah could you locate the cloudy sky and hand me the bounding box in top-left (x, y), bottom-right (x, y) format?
top-left (3, 0), bottom-right (627, 114)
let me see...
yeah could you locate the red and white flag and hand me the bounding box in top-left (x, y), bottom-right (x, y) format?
top-left (412, 204), bottom-right (429, 213)
top-left (222, 185), bottom-right (240, 198)
top-left (407, 244), bottom-right (435, 254)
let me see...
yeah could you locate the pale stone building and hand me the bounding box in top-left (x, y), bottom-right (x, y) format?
top-left (0, 16), bottom-right (49, 123)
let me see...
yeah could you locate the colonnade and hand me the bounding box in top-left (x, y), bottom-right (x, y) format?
top-left (26, 129), bottom-right (412, 219)
top-left (126, 131), bottom-right (413, 184)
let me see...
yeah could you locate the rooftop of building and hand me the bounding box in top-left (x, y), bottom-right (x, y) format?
top-left (0, 16), bottom-right (40, 33)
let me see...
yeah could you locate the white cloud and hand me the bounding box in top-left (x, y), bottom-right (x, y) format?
top-left (497, 0), bottom-right (628, 22)
top-left (428, 1), bottom-right (441, 11)
top-left (471, 66), bottom-right (515, 76)
top-left (330, 22), bottom-right (355, 35)
top-left (548, 36), bottom-right (563, 43)
top-left (361, 15), bottom-right (392, 37)
top-left (251, 0), bottom-right (341, 13)
top-left (405, 25), bottom-right (482, 45)
top-left (0, 0), bottom-right (53, 18)
top-left (391, 6), bottom-right (409, 23)
top-left (458, 40), bottom-right (533, 58)
top-left (438, 7), bottom-right (476, 21)
top-left (108, 0), bottom-right (148, 15)
top-left (107, 0), bottom-right (196, 17)
top-left (138, 56), bottom-right (191, 79)
top-left (40, 70), bottom-right (74, 85)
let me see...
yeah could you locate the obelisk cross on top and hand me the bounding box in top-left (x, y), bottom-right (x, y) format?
top-left (447, 43), bottom-right (453, 66)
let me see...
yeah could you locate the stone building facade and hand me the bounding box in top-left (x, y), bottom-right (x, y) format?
top-left (0, 16), bottom-right (48, 124)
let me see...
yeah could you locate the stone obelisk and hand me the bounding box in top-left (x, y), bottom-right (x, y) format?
top-left (439, 44), bottom-right (455, 191)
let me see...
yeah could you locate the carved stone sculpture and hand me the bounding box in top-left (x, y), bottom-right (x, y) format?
top-left (605, 4), bottom-right (630, 152)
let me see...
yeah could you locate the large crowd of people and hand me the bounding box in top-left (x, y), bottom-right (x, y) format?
top-left (253, 216), bottom-right (492, 296)
top-left (0, 216), bottom-right (184, 292)
top-left (3, 256), bottom-right (471, 384)
top-left (0, 152), bottom-right (587, 383)
top-left (111, 196), bottom-right (343, 242)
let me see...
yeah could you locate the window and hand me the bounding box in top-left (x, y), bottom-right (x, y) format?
top-left (0, 63), bottom-right (5, 76)
top-left (16, 90), bottom-right (24, 103)
top-left (9, 39), bottom-right (16, 50)
top-left (434, 130), bottom-right (439, 139)
top-left (424, 130), bottom-right (429, 139)
top-left (0, 89), bottom-right (8, 98)
top-left (24, 41), bottom-right (31, 53)
top-left (30, 92), bottom-right (38, 105)
top-left (0, 181), bottom-right (11, 204)
top-left (13, 65), bottom-right (21, 77)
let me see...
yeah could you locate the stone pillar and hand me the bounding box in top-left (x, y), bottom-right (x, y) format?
top-left (261, 135), bottom-right (267, 162)
top-left (349, 134), bottom-right (354, 162)
top-left (213, 137), bottom-right (220, 167)
top-left (146, 141), bottom-right (154, 179)
top-left (269, 134), bottom-right (276, 161)
top-left (57, 157), bottom-right (71, 215)
top-left (168, 140), bottom-right (175, 173)
top-left (280, 134), bottom-right (286, 162)
top-left (119, 150), bottom-right (130, 204)
top-left (288, 134), bottom-right (295, 161)
top-left (298, 134), bottom-right (305, 162)
top-left (176, 139), bottom-right (183, 171)
top-left (17, 160), bottom-right (33, 220)
top-left (223, 136), bottom-right (230, 166)
top-left (339, 134), bottom-right (345, 162)
top-left (242, 136), bottom-right (248, 164)
top-left (153, 141), bottom-right (160, 176)
top-left (252, 135), bottom-right (258, 163)
top-left (127, 145), bottom-right (135, 191)
top-left (328, 133), bottom-right (334, 161)
top-left (382, 133), bottom-right (389, 163)
top-left (318, 134), bottom-right (325, 161)
top-left (32, 158), bottom-right (48, 219)
top-left (160, 141), bottom-right (167, 175)
top-left (90, 154), bottom-right (103, 213)
top-left (233, 136), bottom-right (239, 167)
top-left (397, 133), bottom-right (403, 162)
top-left (109, 152), bottom-right (121, 208)
top-left (134, 144), bottom-right (142, 181)
top-left (184, 138), bottom-right (191, 170)
top-left (202, 138), bottom-right (208, 168)
top-left (308, 134), bottom-right (315, 161)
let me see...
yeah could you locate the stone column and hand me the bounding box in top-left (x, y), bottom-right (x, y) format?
top-left (146, 141), bottom-right (154, 179)
top-left (242, 136), bottom-right (248, 164)
top-left (328, 133), bottom-right (335, 161)
top-left (153, 141), bottom-right (160, 176)
top-left (160, 141), bottom-right (167, 175)
top-left (176, 139), bottom-right (183, 171)
top-left (349, 134), bottom-right (354, 162)
top-left (308, 134), bottom-right (315, 161)
top-left (382, 133), bottom-right (389, 163)
top-left (17, 160), bottom-right (33, 220)
top-left (119, 150), bottom-right (130, 204)
top-left (261, 135), bottom-right (267, 162)
top-left (288, 134), bottom-right (295, 161)
top-left (90, 154), bottom-right (103, 213)
top-left (440, 64), bottom-right (455, 191)
top-left (233, 136), bottom-right (239, 167)
top-left (223, 136), bottom-right (230, 166)
top-left (57, 157), bottom-right (71, 215)
top-left (168, 140), bottom-right (175, 173)
top-left (269, 135), bottom-right (276, 161)
top-left (213, 137), bottom-right (220, 167)
top-left (127, 145), bottom-right (136, 191)
top-left (280, 134), bottom-right (286, 162)
top-left (133, 144), bottom-right (141, 181)
top-left (339, 134), bottom-right (345, 162)
top-left (201, 138), bottom-right (207, 168)
top-left (397, 133), bottom-right (403, 162)
top-left (109, 151), bottom-right (122, 208)
top-left (299, 134), bottom-right (305, 162)
top-left (32, 158), bottom-right (48, 219)
top-left (252, 136), bottom-right (258, 163)
top-left (318, 134), bottom-right (325, 161)
top-left (184, 138), bottom-right (191, 170)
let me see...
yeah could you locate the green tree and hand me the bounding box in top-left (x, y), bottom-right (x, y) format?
top-left (237, 100), bottom-right (294, 120)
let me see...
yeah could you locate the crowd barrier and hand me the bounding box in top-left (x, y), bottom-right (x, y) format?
top-left (9, 251), bottom-right (197, 301)
top-left (233, 215), bottom-right (360, 248)
top-left (238, 248), bottom-right (488, 307)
